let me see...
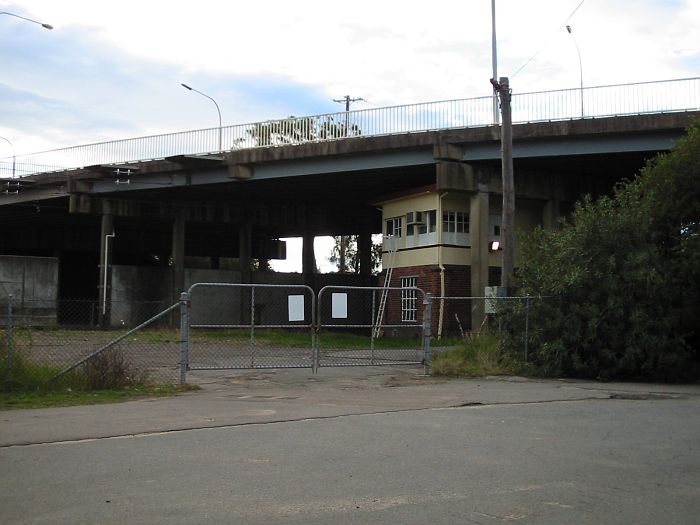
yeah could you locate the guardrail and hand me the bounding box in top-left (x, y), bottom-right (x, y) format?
top-left (1, 77), bottom-right (698, 178)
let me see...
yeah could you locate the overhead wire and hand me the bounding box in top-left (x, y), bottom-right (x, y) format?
top-left (510, 0), bottom-right (587, 79)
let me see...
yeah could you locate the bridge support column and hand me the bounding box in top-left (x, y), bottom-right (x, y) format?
top-left (359, 224), bottom-right (372, 281)
top-left (239, 223), bottom-right (252, 284)
top-left (542, 199), bottom-right (561, 230)
top-left (302, 232), bottom-right (316, 289)
top-left (171, 218), bottom-right (186, 300)
top-left (98, 212), bottom-right (114, 327)
top-left (469, 185), bottom-right (490, 332)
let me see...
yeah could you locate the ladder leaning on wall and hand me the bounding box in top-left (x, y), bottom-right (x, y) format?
top-left (372, 234), bottom-right (398, 339)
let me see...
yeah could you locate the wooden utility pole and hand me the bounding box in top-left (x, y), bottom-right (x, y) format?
top-left (333, 95), bottom-right (365, 137)
top-left (490, 76), bottom-right (515, 291)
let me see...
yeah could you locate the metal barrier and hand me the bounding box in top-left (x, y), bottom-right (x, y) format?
top-left (182, 283), bottom-right (316, 373)
top-left (315, 286), bottom-right (431, 370)
top-left (2, 77), bottom-right (698, 177)
top-left (0, 288), bottom-right (548, 385)
top-left (1, 296), bottom-right (183, 383)
top-left (431, 295), bottom-right (537, 361)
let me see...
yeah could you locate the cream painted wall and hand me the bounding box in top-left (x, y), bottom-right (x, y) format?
top-left (381, 190), bottom-right (551, 270)
top-left (382, 192), bottom-right (438, 221)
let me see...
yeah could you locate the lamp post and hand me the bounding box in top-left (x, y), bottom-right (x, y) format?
top-left (491, 0), bottom-right (499, 124)
top-left (181, 83), bottom-right (222, 152)
top-left (0, 11), bottom-right (53, 30)
top-left (0, 136), bottom-right (16, 179)
top-left (566, 25), bottom-right (584, 117)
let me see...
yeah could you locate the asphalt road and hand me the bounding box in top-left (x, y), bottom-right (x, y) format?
top-left (1, 368), bottom-right (699, 524)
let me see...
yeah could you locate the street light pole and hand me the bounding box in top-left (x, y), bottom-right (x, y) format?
top-left (566, 25), bottom-right (584, 117)
top-left (491, 0), bottom-right (499, 124)
top-left (181, 83), bottom-right (223, 152)
top-left (0, 11), bottom-right (53, 30)
top-left (0, 136), bottom-right (16, 179)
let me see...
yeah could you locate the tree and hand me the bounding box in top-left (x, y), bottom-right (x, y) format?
top-left (500, 122), bottom-right (700, 380)
top-left (243, 115), bottom-right (360, 147)
top-left (329, 235), bottom-right (382, 274)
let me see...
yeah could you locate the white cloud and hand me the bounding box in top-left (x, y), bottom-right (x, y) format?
top-left (2, 0), bottom-right (698, 268)
top-left (1, 0), bottom-right (698, 151)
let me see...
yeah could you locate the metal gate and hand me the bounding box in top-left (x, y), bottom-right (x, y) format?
top-left (183, 283), bottom-right (316, 372)
top-left (315, 285), bottom-right (431, 369)
top-left (179, 283), bottom-right (432, 381)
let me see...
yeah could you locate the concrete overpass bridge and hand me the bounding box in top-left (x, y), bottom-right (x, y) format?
top-left (1, 77), bottom-right (698, 328)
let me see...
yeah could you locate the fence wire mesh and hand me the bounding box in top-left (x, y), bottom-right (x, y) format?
top-left (186, 283), bottom-right (316, 370)
top-left (430, 295), bottom-right (544, 362)
top-left (316, 286), bottom-right (427, 367)
top-left (0, 290), bottom-right (548, 387)
top-left (2, 297), bottom-right (182, 384)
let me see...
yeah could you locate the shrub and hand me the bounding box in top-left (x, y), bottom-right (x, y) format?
top-left (81, 349), bottom-right (148, 390)
top-left (499, 122), bottom-right (700, 381)
top-left (432, 334), bottom-right (521, 377)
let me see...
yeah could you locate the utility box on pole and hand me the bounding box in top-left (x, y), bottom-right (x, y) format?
top-left (485, 286), bottom-right (508, 314)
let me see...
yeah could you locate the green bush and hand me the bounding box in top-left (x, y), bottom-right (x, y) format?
top-left (1, 349), bottom-right (148, 393)
top-left (499, 122), bottom-right (700, 381)
top-left (81, 350), bottom-right (148, 390)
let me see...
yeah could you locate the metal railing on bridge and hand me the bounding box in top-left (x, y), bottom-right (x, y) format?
top-left (2, 77), bottom-right (698, 178)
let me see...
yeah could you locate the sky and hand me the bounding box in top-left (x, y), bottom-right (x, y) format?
top-left (1, 0), bottom-right (698, 271)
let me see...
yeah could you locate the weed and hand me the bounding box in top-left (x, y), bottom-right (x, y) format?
top-left (431, 334), bottom-right (522, 377)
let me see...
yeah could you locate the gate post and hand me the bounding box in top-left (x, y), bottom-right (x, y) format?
top-left (422, 293), bottom-right (433, 374)
top-left (179, 292), bottom-right (190, 384)
top-left (5, 294), bottom-right (13, 379)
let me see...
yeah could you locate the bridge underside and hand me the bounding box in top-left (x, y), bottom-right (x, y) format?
top-left (1, 112), bottom-right (696, 311)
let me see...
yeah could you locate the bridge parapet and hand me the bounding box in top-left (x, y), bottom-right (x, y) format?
top-left (1, 77), bottom-right (699, 178)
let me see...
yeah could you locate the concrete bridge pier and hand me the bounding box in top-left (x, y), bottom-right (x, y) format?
top-left (171, 218), bottom-right (186, 301)
top-left (239, 222), bottom-right (252, 284)
top-left (302, 232), bottom-right (316, 289)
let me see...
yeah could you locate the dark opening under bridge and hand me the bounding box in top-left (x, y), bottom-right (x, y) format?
top-left (0, 77), bottom-right (698, 329)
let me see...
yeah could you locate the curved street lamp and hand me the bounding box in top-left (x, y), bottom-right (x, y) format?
top-left (0, 136), bottom-right (16, 179)
top-left (566, 25), bottom-right (584, 117)
top-left (181, 83), bottom-right (222, 152)
top-left (0, 11), bottom-right (53, 30)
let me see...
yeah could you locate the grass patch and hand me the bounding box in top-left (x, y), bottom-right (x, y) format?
top-left (4, 326), bottom-right (463, 350)
top-left (0, 350), bottom-right (199, 411)
top-left (0, 384), bottom-right (199, 410)
top-left (431, 334), bottom-right (521, 377)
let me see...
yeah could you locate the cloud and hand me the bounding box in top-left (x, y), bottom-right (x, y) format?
top-left (1, 0), bottom-right (698, 156)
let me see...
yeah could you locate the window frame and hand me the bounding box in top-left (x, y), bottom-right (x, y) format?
top-left (400, 276), bottom-right (418, 322)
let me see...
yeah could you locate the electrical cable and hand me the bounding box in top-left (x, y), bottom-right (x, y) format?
top-left (510, 0), bottom-right (586, 79)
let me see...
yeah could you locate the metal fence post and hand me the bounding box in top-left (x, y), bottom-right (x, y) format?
top-left (422, 293), bottom-right (433, 374)
top-left (524, 295), bottom-right (530, 362)
top-left (179, 292), bottom-right (190, 385)
top-left (5, 294), bottom-right (14, 378)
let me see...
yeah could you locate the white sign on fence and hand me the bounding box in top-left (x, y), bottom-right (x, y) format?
top-left (331, 293), bottom-right (348, 319)
top-left (288, 295), bottom-right (305, 321)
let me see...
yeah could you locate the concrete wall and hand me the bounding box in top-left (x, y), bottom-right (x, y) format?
top-left (0, 255), bottom-right (59, 325)
top-left (108, 265), bottom-right (377, 327)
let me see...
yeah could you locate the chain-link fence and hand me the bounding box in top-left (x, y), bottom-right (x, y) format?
top-left (2, 296), bottom-right (182, 384)
top-left (5, 288), bottom-right (549, 387)
top-left (316, 286), bottom-right (430, 369)
top-left (430, 295), bottom-right (543, 362)
top-left (184, 283), bottom-right (316, 371)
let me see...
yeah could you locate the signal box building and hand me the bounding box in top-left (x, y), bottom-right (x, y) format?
top-left (377, 184), bottom-right (550, 337)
